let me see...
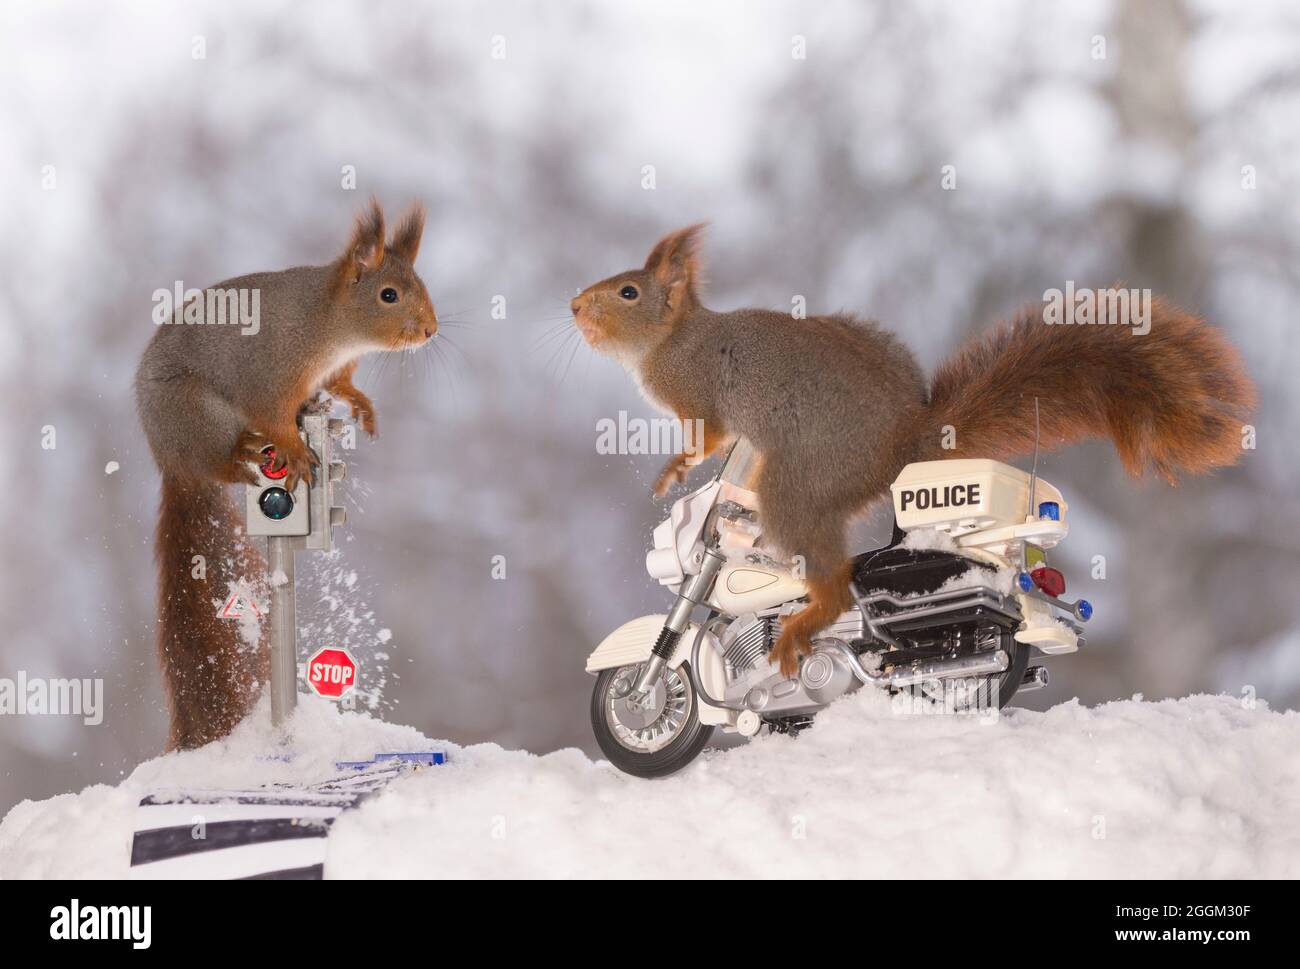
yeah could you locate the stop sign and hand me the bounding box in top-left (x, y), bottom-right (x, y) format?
top-left (306, 647), bottom-right (358, 699)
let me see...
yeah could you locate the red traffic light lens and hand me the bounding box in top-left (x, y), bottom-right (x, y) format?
top-left (260, 446), bottom-right (289, 480)
top-left (1030, 566), bottom-right (1066, 598)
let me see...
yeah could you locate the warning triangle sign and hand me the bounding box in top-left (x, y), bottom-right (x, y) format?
top-left (218, 587), bottom-right (264, 620)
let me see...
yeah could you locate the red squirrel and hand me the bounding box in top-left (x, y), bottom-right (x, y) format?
top-left (135, 200), bottom-right (437, 748)
top-left (571, 225), bottom-right (1256, 676)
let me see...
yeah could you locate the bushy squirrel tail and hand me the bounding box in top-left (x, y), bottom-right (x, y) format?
top-left (916, 296), bottom-right (1256, 482)
top-left (155, 474), bottom-right (267, 750)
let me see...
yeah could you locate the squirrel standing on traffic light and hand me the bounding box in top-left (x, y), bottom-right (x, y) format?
top-left (570, 225), bottom-right (1256, 675)
top-left (135, 200), bottom-right (437, 749)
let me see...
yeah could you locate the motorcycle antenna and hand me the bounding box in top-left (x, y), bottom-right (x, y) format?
top-left (1026, 396), bottom-right (1041, 521)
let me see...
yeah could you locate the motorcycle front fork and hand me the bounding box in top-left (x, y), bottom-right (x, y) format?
top-left (631, 545), bottom-right (727, 697)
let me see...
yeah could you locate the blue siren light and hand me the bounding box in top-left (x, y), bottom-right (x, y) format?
top-left (1016, 572), bottom-right (1035, 593)
top-left (1038, 501), bottom-right (1060, 521)
top-left (1076, 599), bottom-right (1094, 622)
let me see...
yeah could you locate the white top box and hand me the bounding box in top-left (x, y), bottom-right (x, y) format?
top-left (890, 459), bottom-right (1066, 536)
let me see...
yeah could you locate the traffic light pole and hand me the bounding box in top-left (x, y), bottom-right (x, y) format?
top-left (267, 534), bottom-right (302, 727)
top-left (246, 412), bottom-right (349, 730)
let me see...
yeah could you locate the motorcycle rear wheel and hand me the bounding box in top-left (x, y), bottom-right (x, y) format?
top-left (590, 661), bottom-right (714, 778)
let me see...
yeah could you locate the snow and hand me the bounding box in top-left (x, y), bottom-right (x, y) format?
top-left (2, 690), bottom-right (1297, 878)
top-left (933, 562), bottom-right (1017, 597)
top-left (1022, 609), bottom-right (1072, 633)
top-left (890, 527), bottom-right (1018, 595)
top-left (900, 526), bottom-right (959, 552)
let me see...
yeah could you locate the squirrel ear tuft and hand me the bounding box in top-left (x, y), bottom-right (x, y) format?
top-left (644, 223), bottom-right (706, 311)
top-left (388, 203), bottom-right (426, 264)
top-left (341, 197), bottom-right (386, 283)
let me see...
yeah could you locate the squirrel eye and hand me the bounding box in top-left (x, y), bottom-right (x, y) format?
top-left (618, 285), bottom-right (639, 300)
top-left (380, 287), bottom-right (399, 304)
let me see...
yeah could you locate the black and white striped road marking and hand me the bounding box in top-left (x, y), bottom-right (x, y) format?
top-left (129, 758), bottom-right (439, 880)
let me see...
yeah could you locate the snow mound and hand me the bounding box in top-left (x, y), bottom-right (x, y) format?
top-left (2, 692), bottom-right (1298, 878)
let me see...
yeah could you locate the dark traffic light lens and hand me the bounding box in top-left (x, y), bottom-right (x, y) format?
top-left (258, 487), bottom-right (294, 520)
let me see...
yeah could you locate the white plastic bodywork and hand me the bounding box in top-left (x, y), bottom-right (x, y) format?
top-left (708, 558), bottom-right (807, 615)
top-left (958, 519), bottom-right (1068, 557)
top-left (645, 481), bottom-right (722, 585)
top-left (1013, 597), bottom-right (1079, 654)
top-left (1015, 621), bottom-right (1078, 654)
top-left (584, 613), bottom-right (733, 726)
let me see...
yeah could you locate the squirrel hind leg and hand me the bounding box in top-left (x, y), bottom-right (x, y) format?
top-left (750, 457), bottom-right (859, 676)
top-left (772, 562), bottom-right (855, 678)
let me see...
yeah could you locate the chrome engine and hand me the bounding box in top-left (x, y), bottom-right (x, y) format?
top-left (715, 609), bottom-right (866, 718)
top-left (709, 577), bottom-right (1040, 722)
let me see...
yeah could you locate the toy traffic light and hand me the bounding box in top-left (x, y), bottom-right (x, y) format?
top-left (244, 446), bottom-right (309, 538)
top-left (244, 414), bottom-right (348, 552)
top-left (242, 413), bottom-right (351, 728)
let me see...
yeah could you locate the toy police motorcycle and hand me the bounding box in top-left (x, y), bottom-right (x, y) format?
top-left (585, 439), bottom-right (1093, 778)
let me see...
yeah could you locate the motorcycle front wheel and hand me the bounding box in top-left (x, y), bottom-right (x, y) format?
top-left (590, 661), bottom-right (714, 778)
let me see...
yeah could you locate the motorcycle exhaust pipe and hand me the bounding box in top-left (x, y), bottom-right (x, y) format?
top-left (1019, 666), bottom-right (1049, 692)
top-left (880, 650), bottom-right (1009, 689)
top-left (826, 639), bottom-right (1010, 690)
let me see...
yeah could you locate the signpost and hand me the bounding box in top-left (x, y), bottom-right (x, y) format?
top-left (266, 534), bottom-right (300, 725)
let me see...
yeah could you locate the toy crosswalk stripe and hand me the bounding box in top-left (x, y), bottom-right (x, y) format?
top-left (131, 837), bottom-right (333, 880)
top-left (131, 817), bottom-right (332, 866)
top-left (241, 864), bottom-right (325, 880)
top-left (128, 753), bottom-right (446, 879)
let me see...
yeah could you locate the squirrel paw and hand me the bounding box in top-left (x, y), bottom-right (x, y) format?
top-left (652, 462), bottom-right (688, 498)
top-left (324, 380), bottom-right (377, 438)
top-left (224, 431), bottom-right (269, 485)
top-left (233, 428), bottom-right (319, 491)
top-left (348, 394), bottom-right (378, 438)
top-left (770, 629), bottom-right (813, 679)
top-left (232, 429), bottom-right (271, 463)
top-left (266, 437), bottom-right (319, 493)
top-left (238, 431), bottom-right (316, 492)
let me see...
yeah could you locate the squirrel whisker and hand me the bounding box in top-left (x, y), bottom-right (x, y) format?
top-left (531, 318), bottom-right (578, 351)
top-left (543, 328), bottom-right (582, 383)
